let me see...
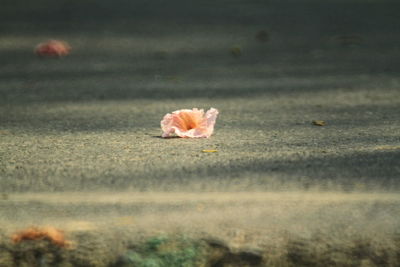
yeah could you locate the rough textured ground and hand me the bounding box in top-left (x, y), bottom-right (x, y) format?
top-left (1, 0), bottom-right (400, 266)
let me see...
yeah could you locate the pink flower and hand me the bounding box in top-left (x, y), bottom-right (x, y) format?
top-left (161, 108), bottom-right (219, 138)
top-left (35, 40), bottom-right (71, 57)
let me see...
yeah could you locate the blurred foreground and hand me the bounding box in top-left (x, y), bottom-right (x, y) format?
top-left (1, 192), bottom-right (400, 266)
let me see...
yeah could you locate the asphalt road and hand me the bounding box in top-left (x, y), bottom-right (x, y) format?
top-left (0, 1), bottom-right (399, 263)
top-left (1, 0), bottom-right (399, 192)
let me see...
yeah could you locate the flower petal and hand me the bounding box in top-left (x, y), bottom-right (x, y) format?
top-left (160, 113), bottom-right (175, 137)
top-left (204, 108), bottom-right (219, 137)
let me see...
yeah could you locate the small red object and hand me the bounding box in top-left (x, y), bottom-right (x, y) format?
top-left (35, 40), bottom-right (71, 57)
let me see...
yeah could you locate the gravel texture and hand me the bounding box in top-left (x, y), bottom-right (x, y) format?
top-left (0, 1), bottom-right (400, 265)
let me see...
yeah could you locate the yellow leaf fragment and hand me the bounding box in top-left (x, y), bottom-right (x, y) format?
top-left (375, 145), bottom-right (400, 151)
top-left (312, 120), bottom-right (326, 126)
top-left (202, 149), bottom-right (218, 153)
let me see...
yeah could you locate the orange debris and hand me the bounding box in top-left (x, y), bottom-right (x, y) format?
top-left (11, 226), bottom-right (70, 247)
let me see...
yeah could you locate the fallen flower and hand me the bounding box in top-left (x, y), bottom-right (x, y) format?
top-left (161, 108), bottom-right (219, 138)
top-left (11, 226), bottom-right (70, 248)
top-left (35, 40), bottom-right (71, 57)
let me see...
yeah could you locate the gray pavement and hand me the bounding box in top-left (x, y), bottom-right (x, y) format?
top-left (0, 1), bottom-right (400, 264)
